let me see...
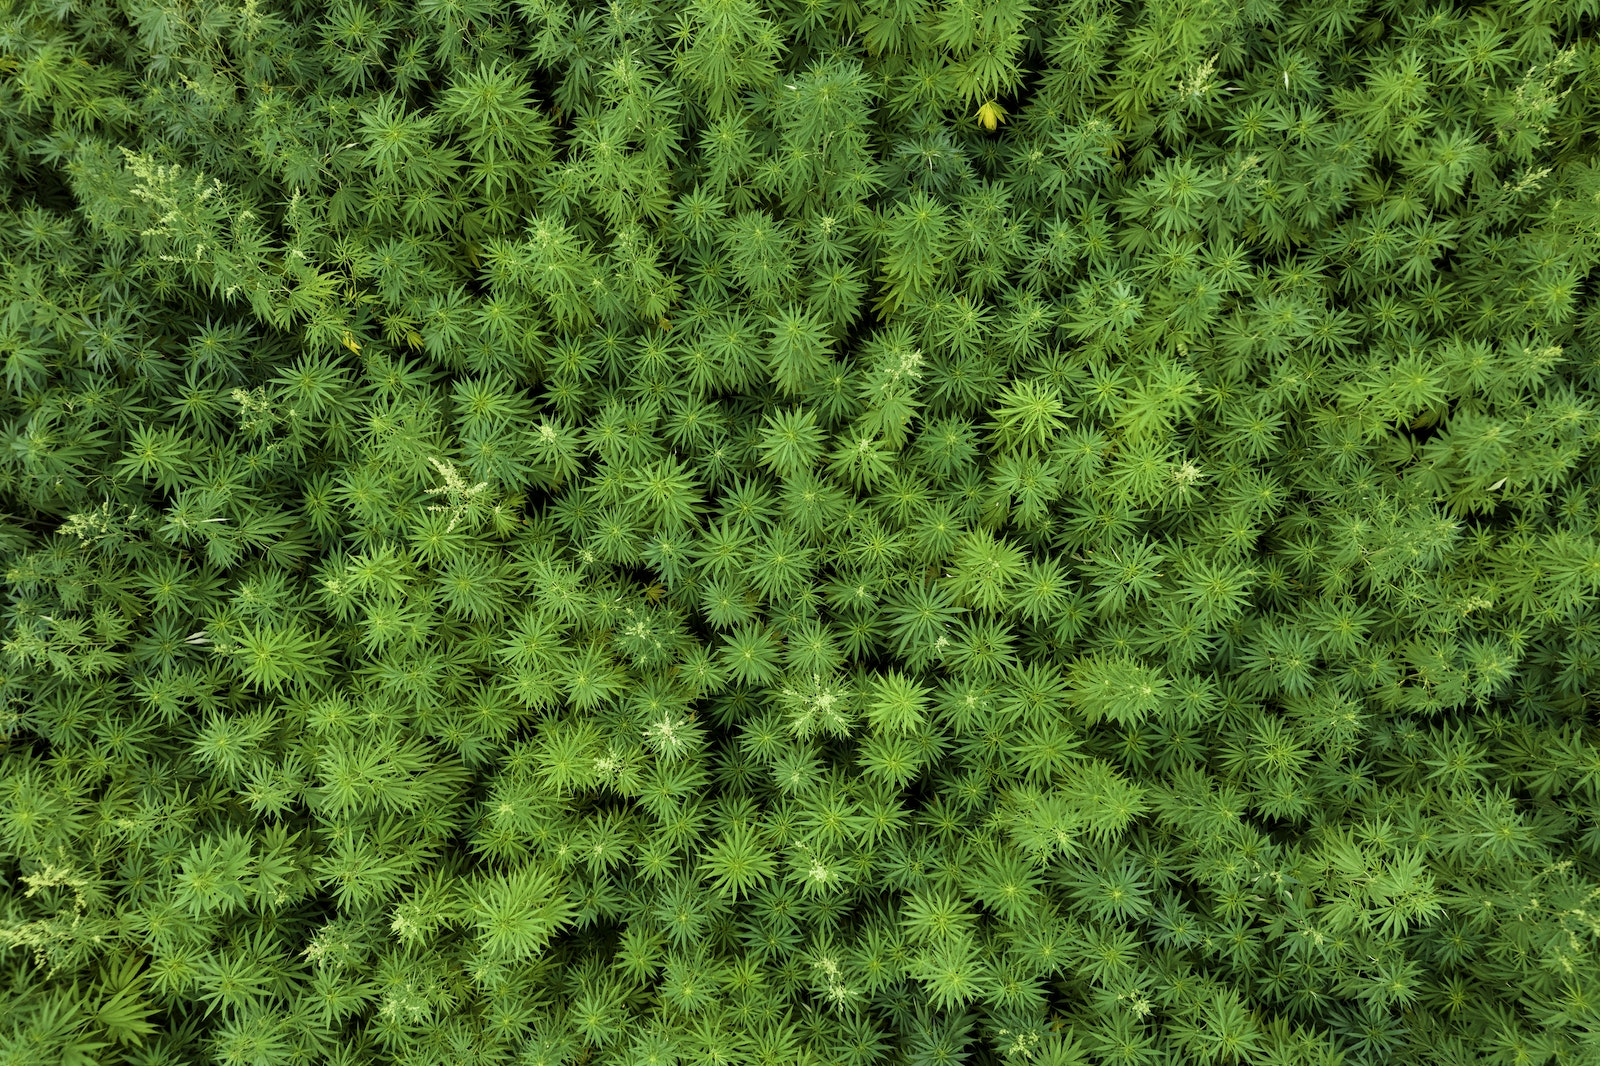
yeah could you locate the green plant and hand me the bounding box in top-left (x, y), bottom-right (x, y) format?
top-left (3, 0), bottom-right (1600, 1064)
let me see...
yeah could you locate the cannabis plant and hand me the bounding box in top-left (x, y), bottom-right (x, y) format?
top-left (2, 0), bottom-right (1600, 1064)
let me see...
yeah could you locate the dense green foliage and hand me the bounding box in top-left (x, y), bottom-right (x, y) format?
top-left (4, 0), bottom-right (1600, 1063)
